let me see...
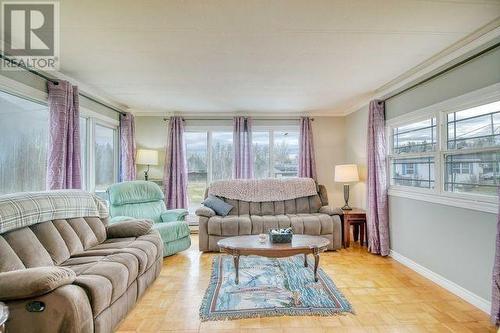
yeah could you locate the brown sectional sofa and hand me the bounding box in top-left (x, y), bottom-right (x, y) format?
top-left (0, 191), bottom-right (163, 333)
top-left (197, 183), bottom-right (343, 252)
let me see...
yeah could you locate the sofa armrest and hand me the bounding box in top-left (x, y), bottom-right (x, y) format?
top-left (195, 206), bottom-right (216, 218)
top-left (106, 219), bottom-right (153, 238)
top-left (0, 267), bottom-right (76, 301)
top-left (160, 209), bottom-right (188, 223)
top-left (319, 206), bottom-right (343, 216)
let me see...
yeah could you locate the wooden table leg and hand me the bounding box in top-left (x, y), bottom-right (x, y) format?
top-left (233, 254), bottom-right (240, 284)
top-left (353, 224), bottom-right (359, 242)
top-left (304, 254), bottom-right (308, 267)
top-left (344, 217), bottom-right (351, 248)
top-left (313, 253), bottom-right (320, 282)
top-left (360, 223), bottom-right (365, 246)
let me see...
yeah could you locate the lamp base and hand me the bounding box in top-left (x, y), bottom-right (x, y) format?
top-left (341, 204), bottom-right (352, 210)
top-left (342, 184), bottom-right (352, 210)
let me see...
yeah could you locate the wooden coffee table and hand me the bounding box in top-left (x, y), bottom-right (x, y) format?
top-left (217, 235), bottom-right (330, 284)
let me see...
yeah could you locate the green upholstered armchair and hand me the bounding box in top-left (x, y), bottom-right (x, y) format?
top-left (107, 180), bottom-right (191, 257)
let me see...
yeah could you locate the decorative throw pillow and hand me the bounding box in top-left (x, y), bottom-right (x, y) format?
top-left (202, 195), bottom-right (233, 216)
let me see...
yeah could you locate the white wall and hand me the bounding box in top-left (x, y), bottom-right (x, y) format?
top-left (134, 116), bottom-right (347, 205)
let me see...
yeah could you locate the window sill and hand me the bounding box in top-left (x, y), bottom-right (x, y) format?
top-left (388, 187), bottom-right (498, 214)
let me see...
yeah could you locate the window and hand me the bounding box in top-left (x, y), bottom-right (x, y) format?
top-left (393, 118), bottom-right (436, 154)
top-left (447, 101), bottom-right (500, 149)
top-left (0, 83), bottom-right (119, 196)
top-left (387, 88), bottom-right (500, 208)
top-left (0, 91), bottom-right (48, 194)
top-left (444, 101), bottom-right (500, 196)
top-left (390, 118), bottom-right (436, 189)
top-left (273, 131), bottom-right (299, 177)
top-left (186, 132), bottom-right (208, 212)
top-left (392, 157), bottom-right (435, 189)
top-left (211, 132), bottom-right (233, 181)
top-left (94, 124), bottom-right (118, 192)
top-left (184, 130), bottom-right (234, 210)
top-left (184, 125), bottom-right (299, 211)
top-left (252, 131), bottom-right (270, 179)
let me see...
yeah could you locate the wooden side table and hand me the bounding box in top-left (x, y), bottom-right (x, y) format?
top-left (342, 208), bottom-right (367, 248)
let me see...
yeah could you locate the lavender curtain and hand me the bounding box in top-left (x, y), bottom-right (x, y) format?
top-left (366, 99), bottom-right (390, 256)
top-left (298, 117), bottom-right (317, 180)
top-left (46, 80), bottom-right (81, 190)
top-left (491, 190), bottom-right (500, 326)
top-left (233, 116), bottom-right (253, 179)
top-left (119, 112), bottom-right (136, 181)
top-left (163, 116), bottom-right (188, 209)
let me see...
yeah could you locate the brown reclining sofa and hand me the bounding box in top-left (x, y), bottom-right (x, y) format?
top-left (0, 190), bottom-right (163, 333)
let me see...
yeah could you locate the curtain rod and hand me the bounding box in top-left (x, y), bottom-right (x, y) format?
top-left (383, 42), bottom-right (500, 101)
top-left (162, 117), bottom-right (313, 121)
top-left (0, 53), bottom-right (127, 116)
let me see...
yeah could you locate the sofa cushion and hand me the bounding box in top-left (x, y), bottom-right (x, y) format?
top-left (249, 215), bottom-right (291, 234)
top-left (207, 215), bottom-right (251, 236)
top-left (63, 252), bottom-right (140, 317)
top-left (287, 213), bottom-right (334, 235)
top-left (0, 236), bottom-right (25, 272)
top-left (206, 213), bottom-right (336, 237)
top-left (2, 228), bottom-right (54, 268)
top-left (71, 231), bottom-right (161, 275)
top-left (30, 221), bottom-right (71, 265)
top-left (52, 219), bottom-right (85, 255)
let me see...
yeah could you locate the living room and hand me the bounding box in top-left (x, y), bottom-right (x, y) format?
top-left (0, 1), bottom-right (499, 332)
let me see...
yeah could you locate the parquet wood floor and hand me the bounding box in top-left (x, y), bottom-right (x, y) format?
top-left (116, 235), bottom-right (496, 333)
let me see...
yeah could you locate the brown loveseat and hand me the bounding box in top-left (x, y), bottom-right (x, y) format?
top-left (0, 190), bottom-right (163, 333)
top-left (197, 179), bottom-right (343, 252)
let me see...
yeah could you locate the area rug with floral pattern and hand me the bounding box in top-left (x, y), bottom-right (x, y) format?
top-left (200, 255), bottom-right (353, 321)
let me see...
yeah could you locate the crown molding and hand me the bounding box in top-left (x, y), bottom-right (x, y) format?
top-left (130, 109), bottom-right (344, 118)
top-left (342, 17), bottom-right (500, 116)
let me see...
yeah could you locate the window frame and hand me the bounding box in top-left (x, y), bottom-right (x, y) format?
top-left (184, 123), bottom-right (300, 181)
top-left (386, 83), bottom-right (500, 213)
top-left (0, 74), bottom-right (120, 195)
top-left (184, 125), bottom-right (233, 185)
top-left (88, 118), bottom-right (119, 193)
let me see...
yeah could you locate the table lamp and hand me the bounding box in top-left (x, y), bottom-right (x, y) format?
top-left (136, 149), bottom-right (158, 181)
top-left (334, 164), bottom-right (359, 210)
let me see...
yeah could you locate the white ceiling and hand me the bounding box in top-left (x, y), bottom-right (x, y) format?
top-left (59, 0), bottom-right (500, 115)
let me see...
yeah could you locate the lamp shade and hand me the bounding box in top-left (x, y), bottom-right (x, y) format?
top-left (136, 149), bottom-right (158, 165)
top-left (334, 164), bottom-right (359, 183)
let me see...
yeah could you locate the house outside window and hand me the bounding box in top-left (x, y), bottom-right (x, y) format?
top-left (387, 84), bottom-right (500, 212)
